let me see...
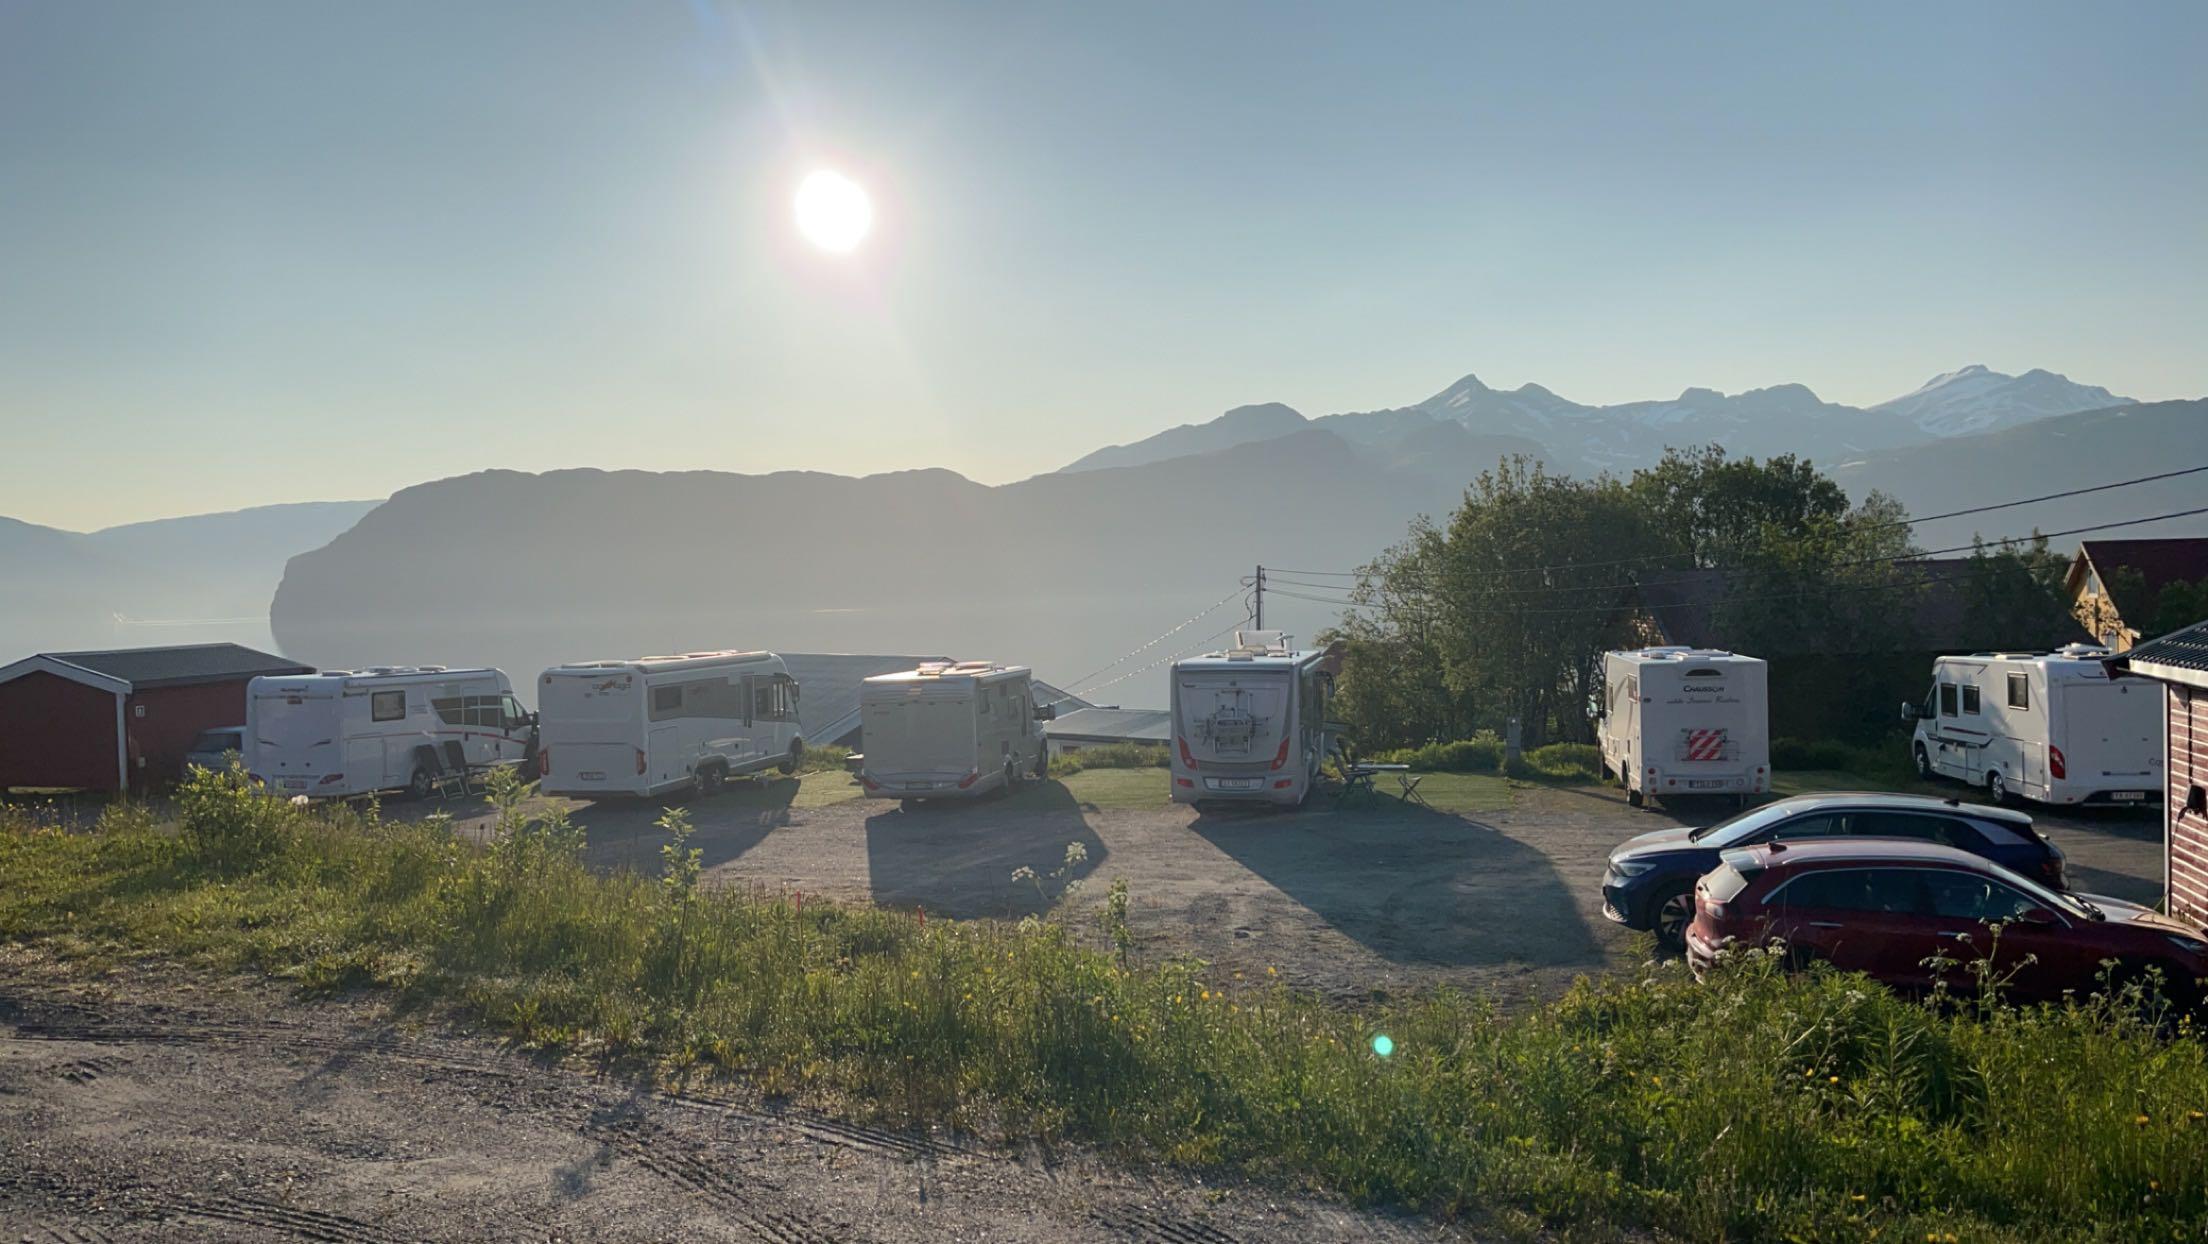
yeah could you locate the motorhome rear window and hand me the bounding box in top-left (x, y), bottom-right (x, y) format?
top-left (1685, 667), bottom-right (1722, 678)
top-left (371, 690), bottom-right (405, 721)
top-left (2007, 673), bottom-right (2029, 710)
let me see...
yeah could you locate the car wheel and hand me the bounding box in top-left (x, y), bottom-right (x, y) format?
top-left (1985, 769), bottom-right (2007, 805)
top-left (1651, 883), bottom-right (1694, 953)
top-left (408, 767), bottom-right (433, 801)
top-left (1914, 744), bottom-right (1932, 781)
top-left (695, 764), bottom-right (725, 797)
top-left (779, 740), bottom-right (801, 776)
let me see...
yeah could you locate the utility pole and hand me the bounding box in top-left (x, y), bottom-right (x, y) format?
top-left (1253, 564), bottom-right (1265, 629)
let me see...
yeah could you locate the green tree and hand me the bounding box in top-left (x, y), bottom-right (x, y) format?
top-left (1957, 533), bottom-right (2071, 649)
top-left (2145, 575), bottom-right (2208, 641)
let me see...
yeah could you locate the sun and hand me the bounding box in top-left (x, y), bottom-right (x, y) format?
top-left (794, 169), bottom-right (873, 254)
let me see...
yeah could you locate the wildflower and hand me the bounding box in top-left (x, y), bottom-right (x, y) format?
top-left (1650, 1075), bottom-right (1661, 1087)
top-left (1850, 1194), bottom-right (1866, 1204)
top-left (1267, 966), bottom-right (1277, 976)
top-left (2135, 1114), bottom-right (2152, 1126)
top-left (2190, 1110), bottom-right (2205, 1122)
top-left (1201, 990), bottom-right (1211, 1001)
top-left (1829, 1075), bottom-right (1840, 1084)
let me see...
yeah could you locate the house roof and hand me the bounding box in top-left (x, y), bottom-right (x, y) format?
top-left (1045, 706), bottom-right (1171, 746)
top-left (2106, 617), bottom-right (2208, 690)
top-left (0, 643), bottom-right (312, 693)
top-left (1633, 560), bottom-right (2085, 654)
top-left (2068, 538), bottom-right (2208, 614)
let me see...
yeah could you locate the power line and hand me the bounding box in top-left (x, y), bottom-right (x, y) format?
top-left (1063, 617), bottom-right (1251, 703)
top-left (1060, 587), bottom-right (1245, 691)
top-left (1264, 462), bottom-right (2208, 586)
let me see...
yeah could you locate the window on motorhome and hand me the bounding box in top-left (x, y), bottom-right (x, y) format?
top-left (1939, 684), bottom-right (1958, 716)
top-left (978, 689), bottom-right (994, 718)
top-left (2007, 673), bottom-right (2029, 710)
top-left (372, 690), bottom-right (405, 722)
top-left (1962, 686), bottom-right (1981, 715)
top-left (650, 685), bottom-right (683, 717)
top-left (432, 696), bottom-right (466, 726)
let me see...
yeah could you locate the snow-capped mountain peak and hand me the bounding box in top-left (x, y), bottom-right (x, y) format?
top-left (1871, 365), bottom-right (2134, 438)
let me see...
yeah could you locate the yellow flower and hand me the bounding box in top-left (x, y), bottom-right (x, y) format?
top-left (1850, 1194), bottom-right (1866, 1204)
top-left (1829, 1075), bottom-right (1841, 1084)
top-left (1267, 966), bottom-right (1277, 976)
top-left (2190, 1110), bottom-right (2205, 1122)
top-left (1201, 990), bottom-right (1211, 1001)
top-left (1650, 1075), bottom-right (1661, 1087)
top-left (2135, 1114), bottom-right (2152, 1126)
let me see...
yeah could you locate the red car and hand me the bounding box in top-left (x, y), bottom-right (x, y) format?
top-left (1685, 840), bottom-right (2208, 1007)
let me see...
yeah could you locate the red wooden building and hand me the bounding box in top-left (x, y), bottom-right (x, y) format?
top-left (0, 644), bottom-right (312, 794)
top-left (2107, 620), bottom-right (2208, 927)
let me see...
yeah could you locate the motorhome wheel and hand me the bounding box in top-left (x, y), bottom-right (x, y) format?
top-left (779, 740), bottom-right (801, 775)
top-left (1627, 786), bottom-right (1644, 808)
top-left (408, 767), bottom-right (433, 801)
top-left (1033, 746), bottom-right (1049, 780)
top-left (695, 764), bottom-right (725, 796)
top-left (1985, 769), bottom-right (2006, 804)
top-left (1914, 744), bottom-right (1932, 780)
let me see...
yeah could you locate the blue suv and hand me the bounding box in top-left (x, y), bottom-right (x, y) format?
top-left (1602, 792), bottom-right (2067, 950)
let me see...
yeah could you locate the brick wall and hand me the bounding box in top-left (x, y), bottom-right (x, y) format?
top-left (2171, 683), bottom-right (2208, 927)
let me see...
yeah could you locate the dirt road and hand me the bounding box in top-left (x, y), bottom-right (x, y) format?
top-left (0, 954), bottom-right (1461, 1244)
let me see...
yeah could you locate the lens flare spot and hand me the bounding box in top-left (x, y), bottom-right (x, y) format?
top-left (1371, 1033), bottom-right (1394, 1058)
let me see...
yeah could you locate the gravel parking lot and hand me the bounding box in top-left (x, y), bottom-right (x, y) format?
top-left (434, 768), bottom-right (2172, 1008)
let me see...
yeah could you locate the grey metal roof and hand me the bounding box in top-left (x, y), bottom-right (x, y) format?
top-left (34, 643), bottom-right (312, 690)
top-left (2108, 618), bottom-right (2208, 677)
top-left (1046, 706), bottom-right (1171, 746)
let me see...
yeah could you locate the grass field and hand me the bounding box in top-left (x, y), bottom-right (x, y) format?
top-left (7, 769), bottom-right (2207, 1240)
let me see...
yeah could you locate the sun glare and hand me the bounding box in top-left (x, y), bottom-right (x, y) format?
top-left (794, 169), bottom-right (873, 254)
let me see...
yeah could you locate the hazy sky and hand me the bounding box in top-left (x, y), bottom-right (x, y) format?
top-left (4, 1), bottom-right (2204, 529)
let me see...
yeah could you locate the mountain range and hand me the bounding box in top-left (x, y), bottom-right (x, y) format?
top-left (1060, 364), bottom-right (2136, 479)
top-left (0, 363), bottom-right (2197, 708)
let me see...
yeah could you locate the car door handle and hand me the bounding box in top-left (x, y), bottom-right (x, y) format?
top-left (1807, 921), bottom-right (1843, 929)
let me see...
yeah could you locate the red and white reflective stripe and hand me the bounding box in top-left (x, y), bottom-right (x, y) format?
top-left (1685, 729), bottom-right (1727, 762)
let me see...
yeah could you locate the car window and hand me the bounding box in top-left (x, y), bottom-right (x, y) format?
top-left (1762, 813), bottom-right (1849, 843)
top-left (1919, 871), bottom-right (2043, 923)
top-left (1851, 811), bottom-right (1982, 850)
top-left (1688, 801), bottom-right (1802, 843)
top-left (1774, 868), bottom-right (1923, 914)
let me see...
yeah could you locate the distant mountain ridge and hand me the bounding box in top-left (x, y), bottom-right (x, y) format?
top-left (1060, 365), bottom-right (2137, 477)
top-left (0, 499), bottom-right (380, 660)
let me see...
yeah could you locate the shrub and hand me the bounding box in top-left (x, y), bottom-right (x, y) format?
top-left (796, 744), bottom-right (854, 774)
top-left (1049, 742), bottom-right (1168, 776)
top-left (1508, 742), bottom-right (1603, 781)
top-left (1772, 736), bottom-right (1919, 786)
top-left (174, 764), bottom-right (298, 875)
top-left (1368, 731), bottom-right (1505, 772)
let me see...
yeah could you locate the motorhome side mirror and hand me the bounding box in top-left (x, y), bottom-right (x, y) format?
top-left (1899, 700), bottom-right (1919, 722)
top-left (1034, 703), bottom-right (1056, 722)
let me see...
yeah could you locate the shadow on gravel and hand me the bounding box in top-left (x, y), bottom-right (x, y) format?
top-left (1190, 800), bottom-right (1606, 970)
top-left (573, 777), bottom-right (802, 875)
top-left (864, 780), bottom-right (1105, 920)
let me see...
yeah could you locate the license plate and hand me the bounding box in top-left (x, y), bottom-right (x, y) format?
top-left (2111, 791), bottom-right (2146, 801)
top-left (1687, 779), bottom-right (1729, 790)
top-left (282, 779), bottom-right (307, 791)
top-left (579, 770), bottom-right (606, 781)
top-left (1213, 778), bottom-right (1261, 791)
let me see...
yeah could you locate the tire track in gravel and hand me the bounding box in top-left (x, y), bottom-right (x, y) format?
top-left (1094, 1208), bottom-right (1245, 1244)
top-left (581, 1111), bottom-right (860, 1244)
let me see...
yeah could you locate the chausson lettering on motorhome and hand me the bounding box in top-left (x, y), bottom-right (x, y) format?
top-left (538, 651), bottom-right (802, 799)
top-left (857, 661), bottom-right (1052, 804)
top-left (248, 667), bottom-right (535, 800)
top-left (1903, 645), bottom-right (2161, 806)
top-left (1169, 631), bottom-right (1332, 807)
top-left (1599, 647), bottom-right (1770, 808)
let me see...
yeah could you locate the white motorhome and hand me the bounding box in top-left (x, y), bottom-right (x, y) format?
top-left (538, 651), bottom-right (803, 799)
top-left (1169, 631), bottom-right (1332, 807)
top-left (1598, 647), bottom-right (1770, 807)
top-left (1904, 645), bottom-right (2162, 806)
top-left (248, 667), bottom-right (535, 800)
top-left (857, 661), bottom-right (1052, 803)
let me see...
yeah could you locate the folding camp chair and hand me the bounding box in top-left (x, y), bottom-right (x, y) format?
top-left (441, 740), bottom-right (476, 797)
